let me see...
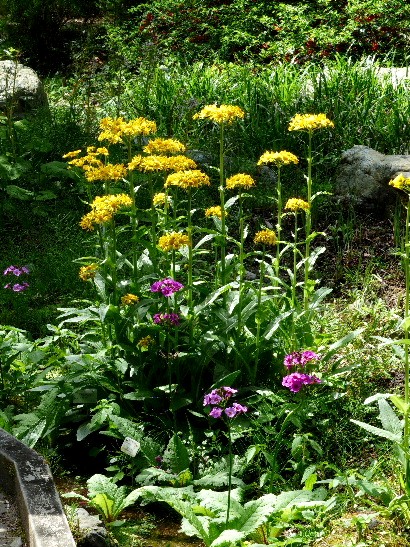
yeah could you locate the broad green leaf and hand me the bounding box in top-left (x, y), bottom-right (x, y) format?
top-left (377, 398), bottom-right (403, 435)
top-left (350, 419), bottom-right (401, 442)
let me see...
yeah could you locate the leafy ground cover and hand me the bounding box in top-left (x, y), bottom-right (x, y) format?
top-left (1, 34), bottom-right (410, 547)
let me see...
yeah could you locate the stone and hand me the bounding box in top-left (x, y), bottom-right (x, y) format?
top-left (76, 508), bottom-right (108, 547)
top-left (0, 61), bottom-right (48, 117)
top-left (335, 145), bottom-right (410, 210)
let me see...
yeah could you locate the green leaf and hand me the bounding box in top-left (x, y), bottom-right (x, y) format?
top-left (377, 398), bottom-right (403, 435)
top-left (6, 185), bottom-right (33, 200)
top-left (350, 419), bottom-right (402, 443)
top-left (163, 434), bottom-right (190, 474)
top-left (390, 395), bottom-right (409, 415)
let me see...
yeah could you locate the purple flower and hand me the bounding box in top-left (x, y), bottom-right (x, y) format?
top-left (284, 350), bottom-right (320, 368)
top-left (282, 372), bottom-right (321, 393)
top-left (203, 390), bottom-right (223, 406)
top-left (4, 282), bottom-right (30, 292)
top-left (153, 312), bottom-right (180, 326)
top-left (209, 407), bottom-right (223, 418)
top-left (221, 386), bottom-right (237, 398)
top-left (3, 265), bottom-right (30, 277)
top-left (224, 403), bottom-right (248, 418)
top-left (150, 278), bottom-right (184, 297)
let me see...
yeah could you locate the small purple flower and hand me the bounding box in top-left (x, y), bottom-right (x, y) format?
top-left (4, 282), bottom-right (29, 292)
top-left (282, 372), bottom-right (321, 393)
top-left (209, 407), bottom-right (223, 418)
top-left (3, 265), bottom-right (30, 277)
top-left (150, 278), bottom-right (184, 297)
top-left (284, 350), bottom-right (320, 368)
top-left (221, 386), bottom-right (237, 398)
top-left (153, 312), bottom-right (180, 326)
top-left (203, 390), bottom-right (223, 406)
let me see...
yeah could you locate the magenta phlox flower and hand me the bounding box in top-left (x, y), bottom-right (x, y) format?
top-left (282, 372), bottom-right (321, 393)
top-left (4, 282), bottom-right (30, 292)
top-left (203, 390), bottom-right (223, 405)
top-left (209, 407), bottom-right (223, 418)
top-left (225, 403), bottom-right (248, 418)
top-left (150, 278), bottom-right (184, 297)
top-left (153, 312), bottom-right (180, 326)
top-left (3, 265), bottom-right (30, 276)
top-left (203, 386), bottom-right (247, 419)
top-left (284, 350), bottom-right (320, 368)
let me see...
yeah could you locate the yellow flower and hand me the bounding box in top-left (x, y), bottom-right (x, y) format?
top-left (153, 192), bottom-right (168, 206)
top-left (254, 229), bottom-right (277, 246)
top-left (158, 232), bottom-right (190, 251)
top-left (137, 335), bottom-right (154, 348)
top-left (164, 170), bottom-right (211, 190)
top-left (193, 104), bottom-right (245, 124)
top-left (128, 154), bottom-right (196, 173)
top-left (68, 155), bottom-right (103, 169)
top-left (165, 155), bottom-right (197, 171)
top-left (79, 263), bottom-right (98, 281)
top-left (285, 198), bottom-right (310, 212)
top-left (226, 173), bottom-right (255, 190)
top-left (98, 116), bottom-right (157, 144)
top-left (389, 173), bottom-right (410, 192)
top-left (288, 113), bottom-right (334, 132)
top-left (85, 163), bottom-right (127, 182)
top-left (205, 206), bottom-right (224, 219)
top-left (80, 193), bottom-right (133, 230)
top-left (143, 138), bottom-right (186, 155)
top-left (121, 293), bottom-right (140, 306)
top-left (257, 150), bottom-right (299, 167)
top-left (63, 149), bottom-right (82, 159)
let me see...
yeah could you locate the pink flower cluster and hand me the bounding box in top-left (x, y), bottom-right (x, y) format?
top-left (282, 372), bottom-right (321, 393)
top-left (150, 278), bottom-right (184, 297)
top-left (203, 387), bottom-right (248, 419)
top-left (284, 350), bottom-right (320, 368)
top-left (153, 312), bottom-right (180, 326)
top-left (4, 265), bottom-right (30, 292)
top-left (282, 350), bottom-right (321, 393)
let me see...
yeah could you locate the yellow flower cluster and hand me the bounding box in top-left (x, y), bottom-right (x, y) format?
top-left (80, 193), bottom-right (133, 230)
top-left (62, 149), bottom-right (82, 159)
top-left (257, 150), bottom-right (299, 167)
top-left (285, 198), bottom-right (310, 212)
top-left (226, 173), bottom-right (255, 190)
top-left (143, 138), bottom-right (186, 155)
top-left (254, 229), bottom-right (277, 246)
top-left (153, 192), bottom-right (168, 206)
top-left (205, 206), bottom-right (224, 219)
top-left (98, 117), bottom-right (157, 144)
top-left (85, 163), bottom-right (127, 182)
top-left (121, 293), bottom-right (140, 306)
top-left (158, 232), bottom-right (190, 251)
top-left (193, 104), bottom-right (245, 124)
top-left (128, 155), bottom-right (197, 172)
top-left (137, 335), bottom-right (154, 348)
top-left (288, 113), bottom-right (334, 132)
top-left (389, 173), bottom-right (410, 192)
top-left (165, 170), bottom-right (211, 190)
top-left (79, 263), bottom-right (98, 281)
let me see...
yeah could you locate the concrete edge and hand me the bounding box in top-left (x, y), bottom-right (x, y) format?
top-left (0, 428), bottom-right (76, 547)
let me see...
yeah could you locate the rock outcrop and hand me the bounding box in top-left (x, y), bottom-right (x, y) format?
top-left (335, 145), bottom-right (410, 210)
top-left (0, 60), bottom-right (48, 116)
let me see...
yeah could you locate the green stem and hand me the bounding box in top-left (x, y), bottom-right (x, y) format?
top-left (292, 213), bottom-right (298, 308)
top-left (226, 422), bottom-right (233, 526)
top-left (275, 167), bottom-right (282, 280)
top-left (304, 131), bottom-right (313, 311)
top-left (404, 196), bottom-right (410, 491)
top-left (254, 249), bottom-right (265, 383)
top-left (219, 123), bottom-right (227, 286)
top-left (127, 139), bottom-right (139, 286)
top-left (187, 190), bottom-right (194, 345)
top-left (237, 190), bottom-right (244, 336)
top-left (149, 175), bottom-right (158, 272)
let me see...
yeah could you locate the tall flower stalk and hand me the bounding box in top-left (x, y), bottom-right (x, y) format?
top-left (389, 173), bottom-right (410, 490)
top-left (203, 387), bottom-right (248, 525)
top-left (193, 104), bottom-right (245, 286)
top-left (288, 113), bottom-right (334, 310)
top-left (253, 229), bottom-right (277, 382)
top-left (257, 151), bottom-right (299, 280)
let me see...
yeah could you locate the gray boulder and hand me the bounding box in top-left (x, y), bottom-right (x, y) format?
top-left (0, 60), bottom-right (48, 116)
top-left (335, 145), bottom-right (410, 209)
